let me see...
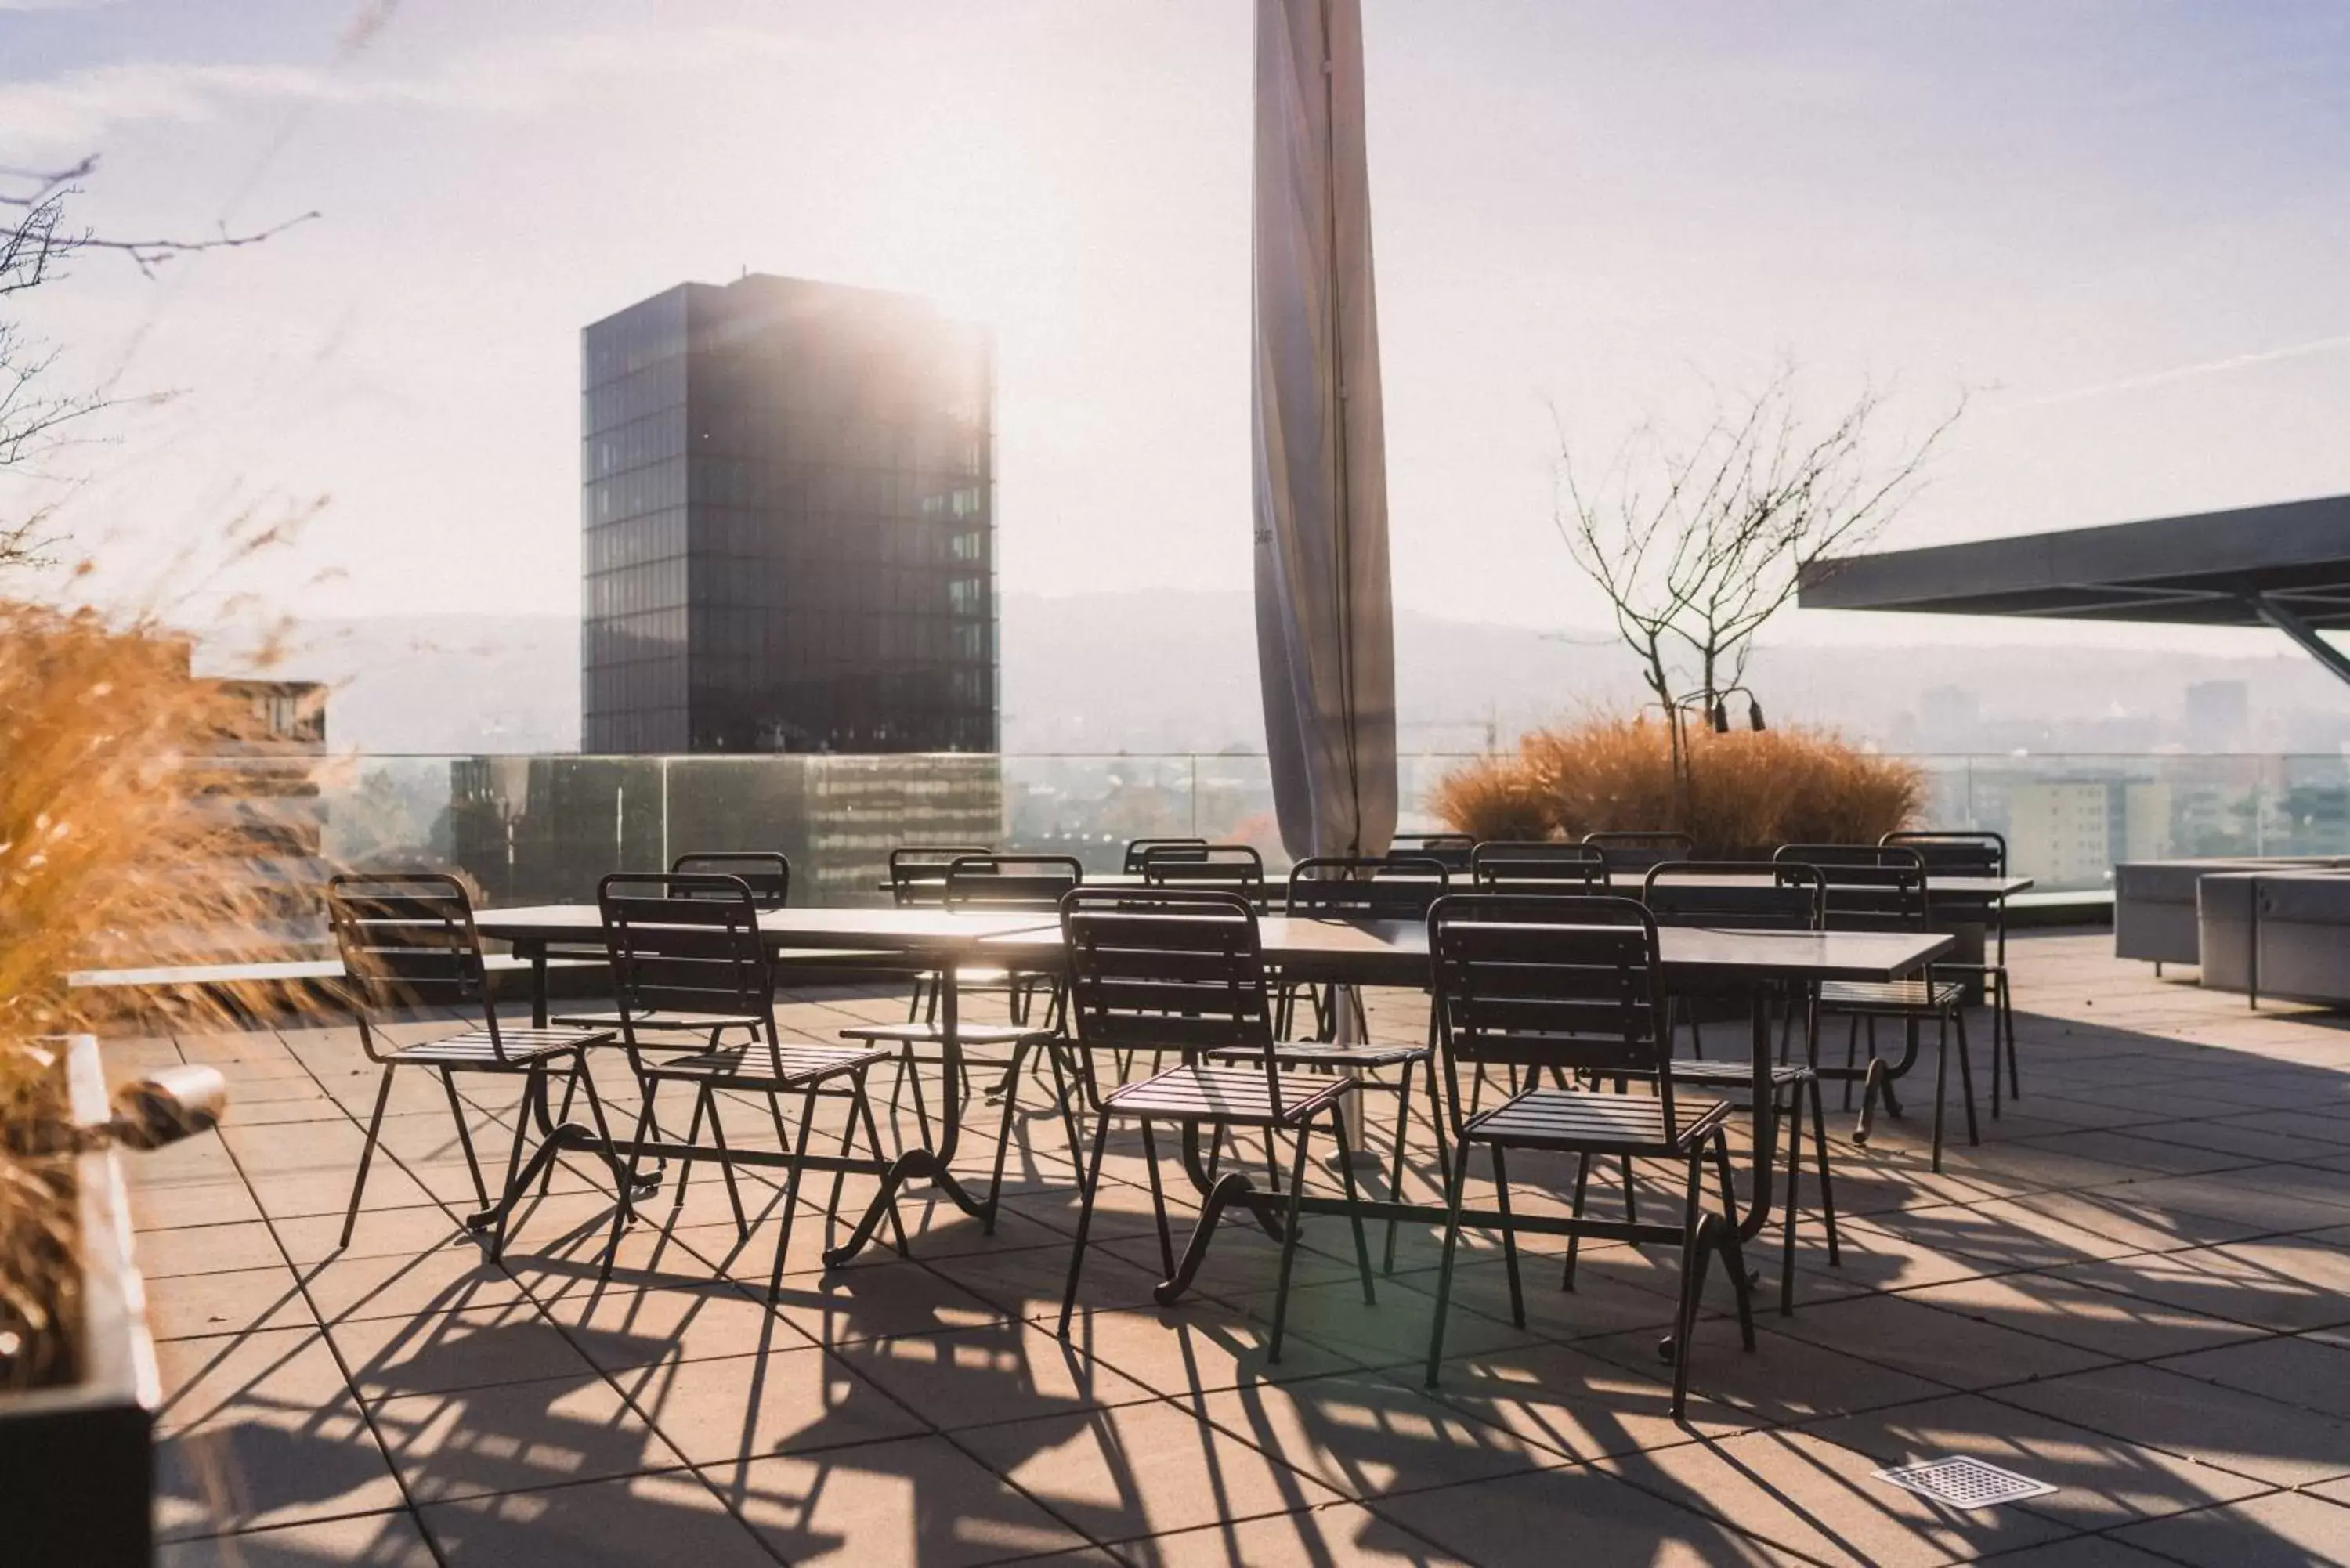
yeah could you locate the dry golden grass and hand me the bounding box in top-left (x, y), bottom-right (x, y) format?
top-left (1428, 713), bottom-right (1922, 854)
top-left (0, 601), bottom-right (309, 1392)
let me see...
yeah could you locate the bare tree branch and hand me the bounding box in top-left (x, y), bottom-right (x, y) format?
top-left (1551, 362), bottom-right (1965, 817)
top-left (0, 158), bottom-right (310, 571)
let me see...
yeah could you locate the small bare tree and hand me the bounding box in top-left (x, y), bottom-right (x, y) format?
top-left (0, 158), bottom-right (313, 571)
top-left (1555, 362), bottom-right (1962, 807)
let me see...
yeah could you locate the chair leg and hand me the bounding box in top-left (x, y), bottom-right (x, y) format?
top-left (1382, 1061), bottom-right (1415, 1274)
top-left (1423, 1135), bottom-right (1474, 1388)
top-left (1331, 1104), bottom-right (1376, 1306)
top-left (537, 1068), bottom-right (581, 1198)
top-left (2001, 973), bottom-right (2022, 1102)
top-left (1840, 1013), bottom-right (1859, 1111)
top-left (697, 1086), bottom-right (747, 1239)
top-left (569, 1055), bottom-right (634, 1268)
top-left (1045, 1043), bottom-right (1083, 1163)
top-left (984, 1039), bottom-right (1030, 1231)
top-left (1058, 1111), bottom-right (1115, 1337)
top-left (439, 1068), bottom-right (488, 1209)
top-left (1560, 1153), bottom-right (1592, 1292)
top-left (1931, 1013), bottom-right (1950, 1173)
top-left (768, 1085), bottom-right (819, 1302)
top-left (1489, 1142), bottom-right (1525, 1327)
top-left (1954, 1003), bottom-right (1979, 1148)
top-left (1668, 1162), bottom-right (1713, 1422)
top-left (1807, 1076), bottom-right (1841, 1266)
top-left (673, 1086), bottom-right (708, 1211)
top-left (610, 1082), bottom-right (661, 1281)
top-left (1712, 1130), bottom-right (1758, 1350)
top-left (904, 1046), bottom-right (934, 1147)
top-left (1138, 1120), bottom-right (1177, 1283)
top-left (852, 1079), bottom-right (911, 1257)
top-left (1267, 1118), bottom-right (1316, 1364)
top-left (490, 1065), bottom-right (541, 1263)
top-left (1620, 1155), bottom-right (1640, 1228)
top-left (1780, 1082), bottom-right (1804, 1317)
top-left (340, 1065), bottom-right (396, 1249)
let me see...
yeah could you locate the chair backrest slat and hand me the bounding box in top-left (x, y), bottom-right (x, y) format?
top-left (888, 844), bottom-right (992, 908)
top-left (945, 854), bottom-right (1083, 912)
top-left (1472, 840), bottom-right (1609, 897)
top-left (1061, 888), bottom-right (1282, 1109)
top-left (327, 873), bottom-right (498, 1060)
top-left (1773, 844), bottom-right (1928, 930)
top-left (672, 851), bottom-right (790, 909)
top-left (1643, 861), bottom-right (1824, 931)
top-left (1428, 894), bottom-right (1677, 1130)
top-left (598, 875), bottom-right (776, 1051)
top-left (1389, 833), bottom-right (1475, 872)
top-left (1581, 830), bottom-right (1696, 874)
top-left (1882, 829), bottom-right (2005, 879)
top-left (1286, 856), bottom-right (1450, 921)
top-left (1123, 836), bottom-right (1209, 875)
top-left (1139, 844), bottom-right (1266, 903)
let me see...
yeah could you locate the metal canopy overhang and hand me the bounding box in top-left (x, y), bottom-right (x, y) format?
top-left (1795, 493), bottom-right (2350, 685)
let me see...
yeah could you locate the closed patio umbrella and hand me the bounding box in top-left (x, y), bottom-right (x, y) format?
top-left (1253, 0), bottom-right (1397, 865)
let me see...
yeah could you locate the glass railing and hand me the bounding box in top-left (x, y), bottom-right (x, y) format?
top-left (210, 751), bottom-right (2350, 932)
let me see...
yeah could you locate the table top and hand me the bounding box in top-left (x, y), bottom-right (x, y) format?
top-left (475, 905), bottom-right (1059, 952)
top-left (478, 904), bottom-right (1953, 981)
top-left (978, 915), bottom-right (1953, 985)
top-left (892, 871), bottom-right (2033, 898)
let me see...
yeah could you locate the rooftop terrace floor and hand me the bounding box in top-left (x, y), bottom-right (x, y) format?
top-left (117, 931), bottom-right (2350, 1566)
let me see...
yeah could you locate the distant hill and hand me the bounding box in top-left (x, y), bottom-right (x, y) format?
top-left (215, 592), bottom-right (2350, 757)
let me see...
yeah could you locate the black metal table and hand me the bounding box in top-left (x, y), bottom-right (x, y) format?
top-left (981, 917), bottom-right (1956, 1310)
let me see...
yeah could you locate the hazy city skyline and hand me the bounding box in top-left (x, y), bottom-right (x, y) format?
top-left (8, 2), bottom-right (2350, 674)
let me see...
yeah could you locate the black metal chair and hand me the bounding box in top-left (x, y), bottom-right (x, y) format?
top-left (887, 844), bottom-right (994, 908)
top-left (597, 874), bottom-right (894, 1298)
top-left (1054, 888), bottom-right (1372, 1358)
top-left (1243, 855), bottom-right (1453, 1270)
top-left (1471, 840), bottom-right (1611, 897)
top-left (1884, 829), bottom-right (2018, 1111)
top-left (327, 873), bottom-right (627, 1259)
top-left (839, 854), bottom-right (1071, 1144)
top-left (1139, 842), bottom-right (1267, 907)
top-left (1776, 844), bottom-right (1978, 1171)
top-left (1421, 894), bottom-right (1750, 1418)
top-left (671, 851), bottom-right (790, 908)
top-left (1123, 836), bottom-right (1209, 875)
top-left (1641, 860), bottom-right (1840, 1310)
top-left (1277, 854), bottom-right (1452, 1035)
top-left (884, 841), bottom-right (994, 1018)
top-left (1582, 830), bottom-right (1696, 876)
top-left (1390, 832), bottom-right (1475, 873)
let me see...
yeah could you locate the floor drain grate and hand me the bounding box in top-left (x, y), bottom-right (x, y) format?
top-left (1874, 1456), bottom-right (2057, 1510)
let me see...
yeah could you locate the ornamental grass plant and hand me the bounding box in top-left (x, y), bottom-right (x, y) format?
top-left (1429, 713), bottom-right (1922, 854)
top-left (0, 600), bottom-right (306, 1394)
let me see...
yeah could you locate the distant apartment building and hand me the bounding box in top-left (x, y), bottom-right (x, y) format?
top-left (2008, 777), bottom-right (2171, 889)
top-left (580, 274), bottom-right (998, 754)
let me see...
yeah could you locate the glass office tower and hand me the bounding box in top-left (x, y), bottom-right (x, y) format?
top-left (581, 275), bottom-right (997, 754)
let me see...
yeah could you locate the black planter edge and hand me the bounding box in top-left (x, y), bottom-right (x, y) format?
top-left (0, 1035), bottom-right (160, 1566)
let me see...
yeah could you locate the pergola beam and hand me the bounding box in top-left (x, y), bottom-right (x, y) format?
top-left (2248, 593), bottom-right (2350, 690)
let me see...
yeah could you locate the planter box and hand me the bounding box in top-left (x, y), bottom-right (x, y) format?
top-left (0, 1037), bottom-right (159, 1567)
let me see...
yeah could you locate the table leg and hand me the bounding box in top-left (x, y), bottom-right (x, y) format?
top-left (527, 941), bottom-right (550, 1028)
top-left (823, 949), bottom-right (989, 1267)
top-left (1736, 992), bottom-right (1778, 1246)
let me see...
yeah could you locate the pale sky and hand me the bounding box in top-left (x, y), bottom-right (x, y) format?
top-left (6, 0), bottom-right (2350, 656)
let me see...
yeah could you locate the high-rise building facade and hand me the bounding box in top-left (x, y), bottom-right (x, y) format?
top-left (580, 275), bottom-right (997, 753)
